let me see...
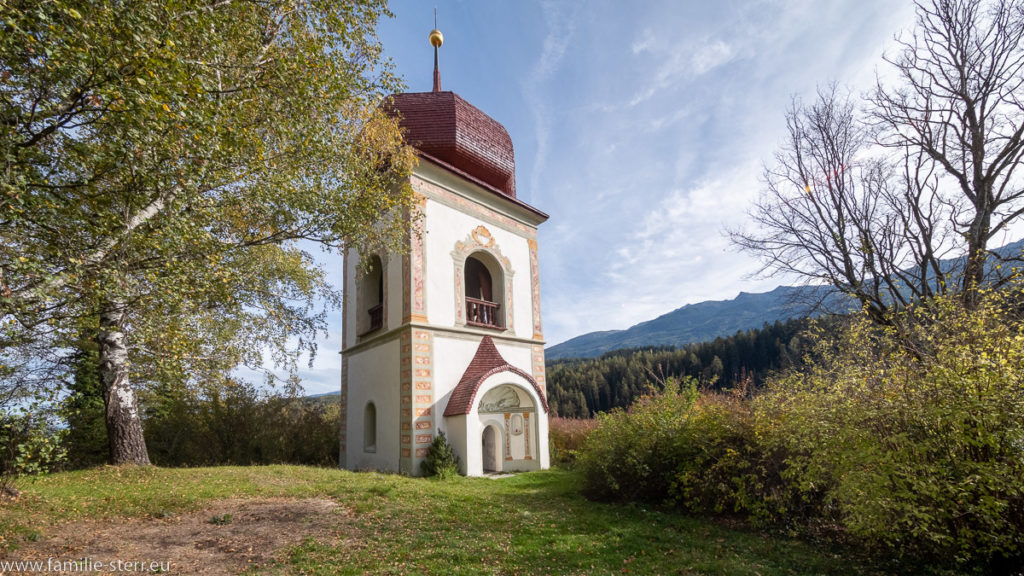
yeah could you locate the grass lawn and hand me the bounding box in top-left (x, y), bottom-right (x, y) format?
top-left (1, 466), bottom-right (888, 575)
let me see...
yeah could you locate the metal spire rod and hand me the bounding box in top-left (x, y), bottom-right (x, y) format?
top-left (430, 8), bottom-right (444, 92)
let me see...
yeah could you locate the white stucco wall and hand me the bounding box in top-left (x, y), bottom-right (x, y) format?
top-left (445, 414), bottom-right (468, 475)
top-left (431, 336), bottom-right (534, 417)
top-left (344, 338), bottom-right (401, 472)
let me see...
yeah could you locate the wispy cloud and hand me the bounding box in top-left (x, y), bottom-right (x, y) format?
top-left (692, 41), bottom-right (734, 75)
top-left (631, 28), bottom-right (655, 55)
top-left (627, 37), bottom-right (738, 107)
top-left (353, 0), bottom-right (920, 359)
top-left (524, 1), bottom-right (580, 205)
top-left (534, 0), bottom-right (917, 346)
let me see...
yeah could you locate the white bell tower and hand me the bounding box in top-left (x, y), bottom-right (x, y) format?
top-left (340, 27), bottom-right (549, 476)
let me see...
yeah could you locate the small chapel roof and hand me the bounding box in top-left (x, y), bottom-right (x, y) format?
top-left (444, 336), bottom-right (549, 417)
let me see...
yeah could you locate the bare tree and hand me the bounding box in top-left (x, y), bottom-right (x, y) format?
top-left (733, 0), bottom-right (1024, 318)
top-left (872, 0), bottom-right (1024, 308)
top-left (732, 85), bottom-right (953, 323)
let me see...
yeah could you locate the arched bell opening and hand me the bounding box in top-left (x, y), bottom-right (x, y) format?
top-left (464, 252), bottom-right (504, 329)
top-left (357, 255), bottom-right (384, 336)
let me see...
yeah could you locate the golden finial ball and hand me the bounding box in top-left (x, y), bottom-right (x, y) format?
top-left (429, 29), bottom-right (444, 47)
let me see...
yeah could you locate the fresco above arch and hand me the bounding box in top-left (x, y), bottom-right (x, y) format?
top-left (479, 385), bottom-right (522, 413)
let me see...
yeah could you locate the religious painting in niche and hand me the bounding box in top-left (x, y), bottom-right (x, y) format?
top-left (510, 413), bottom-right (523, 436)
top-left (479, 385), bottom-right (520, 413)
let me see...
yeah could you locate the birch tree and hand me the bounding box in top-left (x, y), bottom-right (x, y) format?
top-left (1, 0), bottom-right (415, 464)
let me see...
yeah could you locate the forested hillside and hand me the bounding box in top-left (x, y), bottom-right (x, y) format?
top-left (545, 285), bottom-right (842, 359)
top-left (546, 317), bottom-right (813, 417)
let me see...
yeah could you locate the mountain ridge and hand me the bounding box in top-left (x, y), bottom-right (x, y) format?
top-left (546, 284), bottom-right (844, 360)
top-left (546, 239), bottom-right (1024, 360)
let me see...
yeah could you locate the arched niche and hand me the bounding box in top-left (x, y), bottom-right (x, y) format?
top-left (476, 384), bottom-right (537, 468)
top-left (364, 402), bottom-right (377, 453)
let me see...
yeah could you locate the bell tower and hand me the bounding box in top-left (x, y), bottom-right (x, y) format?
top-left (340, 25), bottom-right (550, 476)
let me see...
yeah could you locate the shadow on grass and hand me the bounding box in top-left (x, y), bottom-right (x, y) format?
top-left (290, 469), bottom-right (887, 576)
top-left (1, 466), bottom-right (891, 575)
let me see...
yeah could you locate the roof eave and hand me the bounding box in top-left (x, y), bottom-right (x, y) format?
top-left (416, 151), bottom-right (549, 224)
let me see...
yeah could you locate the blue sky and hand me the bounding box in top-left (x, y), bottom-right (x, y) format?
top-left (292, 0), bottom-right (919, 395)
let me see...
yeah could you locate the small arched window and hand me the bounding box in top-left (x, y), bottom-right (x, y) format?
top-left (363, 402), bottom-right (377, 453)
top-left (358, 255), bottom-right (384, 336)
top-left (465, 253), bottom-right (503, 329)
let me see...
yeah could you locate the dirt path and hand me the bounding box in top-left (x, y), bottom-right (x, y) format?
top-left (2, 498), bottom-right (352, 574)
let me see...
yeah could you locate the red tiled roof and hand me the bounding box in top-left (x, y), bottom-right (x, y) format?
top-left (385, 91), bottom-right (516, 198)
top-left (443, 336), bottom-right (549, 416)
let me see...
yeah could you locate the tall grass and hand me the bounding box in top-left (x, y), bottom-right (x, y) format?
top-left (548, 417), bottom-right (598, 465)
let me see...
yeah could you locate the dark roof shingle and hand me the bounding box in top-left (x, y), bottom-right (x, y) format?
top-left (443, 336), bottom-right (549, 416)
top-left (385, 91), bottom-right (516, 198)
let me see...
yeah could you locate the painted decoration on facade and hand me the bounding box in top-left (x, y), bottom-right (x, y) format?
top-left (471, 225), bottom-right (495, 248)
top-left (411, 216), bottom-right (427, 323)
top-left (399, 330), bottom-right (412, 472)
top-left (402, 250), bottom-right (411, 321)
top-left (503, 413), bottom-right (513, 461)
top-left (412, 330), bottom-right (434, 462)
top-left (412, 176), bottom-right (538, 239)
top-left (504, 276), bottom-right (515, 334)
top-left (528, 238), bottom-right (543, 340)
top-left (402, 194), bottom-right (428, 325)
top-left (477, 384), bottom-right (538, 464)
top-left (398, 328), bottom-right (435, 471)
top-left (454, 272), bottom-right (464, 326)
top-left (524, 412), bottom-right (532, 460)
top-left (531, 344), bottom-right (546, 393)
top-left (479, 385), bottom-right (521, 413)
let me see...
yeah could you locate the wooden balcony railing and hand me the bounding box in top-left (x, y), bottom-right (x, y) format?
top-left (368, 304), bottom-right (384, 331)
top-left (466, 297), bottom-right (501, 329)
top-left (358, 304), bottom-right (384, 336)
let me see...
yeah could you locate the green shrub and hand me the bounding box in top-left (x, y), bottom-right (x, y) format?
top-left (576, 377), bottom-right (697, 502)
top-left (1, 401), bottom-right (66, 496)
top-left (420, 430), bottom-right (459, 479)
top-left (142, 382), bottom-right (340, 466)
top-left (753, 294), bottom-right (1024, 571)
top-left (667, 393), bottom-right (775, 520)
top-left (575, 292), bottom-right (1024, 573)
top-left (576, 376), bottom-right (777, 515)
